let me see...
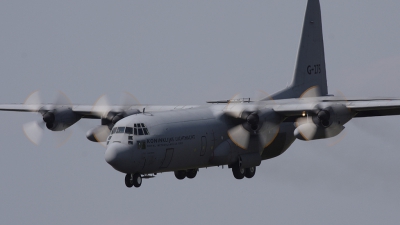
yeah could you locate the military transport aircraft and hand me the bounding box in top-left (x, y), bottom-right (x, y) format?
top-left (1, 0), bottom-right (399, 188)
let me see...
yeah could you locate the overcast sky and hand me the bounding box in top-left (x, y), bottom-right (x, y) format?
top-left (1, 0), bottom-right (400, 224)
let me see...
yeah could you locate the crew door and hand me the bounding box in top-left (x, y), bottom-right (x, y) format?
top-left (200, 136), bottom-right (207, 156)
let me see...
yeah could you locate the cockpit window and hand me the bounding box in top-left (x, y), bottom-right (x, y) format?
top-left (125, 127), bottom-right (133, 134)
top-left (116, 127), bottom-right (125, 133)
top-left (133, 123), bottom-right (150, 136)
top-left (138, 128), bottom-right (144, 135)
top-left (111, 126), bottom-right (149, 136)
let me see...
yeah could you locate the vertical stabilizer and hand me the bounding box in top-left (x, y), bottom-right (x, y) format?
top-left (271, 0), bottom-right (328, 99)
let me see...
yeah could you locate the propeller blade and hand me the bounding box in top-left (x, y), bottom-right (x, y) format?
top-left (91, 94), bottom-right (111, 118)
top-left (53, 129), bottom-right (73, 148)
top-left (294, 123), bottom-right (318, 141)
top-left (86, 125), bottom-right (110, 143)
top-left (23, 90), bottom-right (42, 112)
top-left (324, 125), bottom-right (345, 139)
top-left (300, 86), bottom-right (321, 98)
top-left (327, 130), bottom-right (347, 147)
top-left (227, 125), bottom-right (250, 149)
top-left (295, 116), bottom-right (311, 127)
top-left (24, 90), bottom-right (42, 104)
top-left (258, 121), bottom-right (280, 148)
top-left (120, 91), bottom-right (141, 109)
top-left (22, 121), bottom-right (45, 145)
top-left (54, 90), bottom-right (73, 106)
top-left (224, 94), bottom-right (246, 118)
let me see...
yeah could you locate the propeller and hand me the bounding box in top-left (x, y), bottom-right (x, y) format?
top-left (294, 90), bottom-right (350, 141)
top-left (22, 91), bottom-right (73, 146)
top-left (225, 94), bottom-right (281, 151)
top-left (88, 92), bottom-right (141, 146)
top-left (91, 92), bottom-right (141, 129)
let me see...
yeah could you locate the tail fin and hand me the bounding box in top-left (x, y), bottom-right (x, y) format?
top-left (271, 0), bottom-right (328, 100)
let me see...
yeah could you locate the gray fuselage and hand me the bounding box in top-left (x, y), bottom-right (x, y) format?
top-left (104, 105), bottom-right (296, 175)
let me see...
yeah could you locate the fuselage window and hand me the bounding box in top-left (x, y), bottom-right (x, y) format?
top-left (125, 127), bottom-right (133, 134)
top-left (128, 141), bottom-right (133, 145)
top-left (128, 136), bottom-right (133, 140)
top-left (137, 141), bottom-right (146, 149)
top-left (116, 127), bottom-right (125, 133)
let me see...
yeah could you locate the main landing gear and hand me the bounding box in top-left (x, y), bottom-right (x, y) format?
top-left (174, 169), bottom-right (198, 180)
top-left (232, 164), bottom-right (256, 179)
top-left (125, 173), bottom-right (142, 188)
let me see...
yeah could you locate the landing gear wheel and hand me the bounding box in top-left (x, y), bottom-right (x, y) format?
top-left (232, 165), bottom-right (245, 179)
top-left (245, 166), bottom-right (256, 178)
top-left (132, 173), bottom-right (142, 188)
top-left (174, 170), bottom-right (187, 180)
top-left (125, 174), bottom-right (134, 188)
top-left (186, 169), bottom-right (198, 179)
top-left (126, 173), bottom-right (142, 188)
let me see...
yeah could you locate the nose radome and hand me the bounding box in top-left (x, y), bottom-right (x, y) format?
top-left (105, 143), bottom-right (134, 173)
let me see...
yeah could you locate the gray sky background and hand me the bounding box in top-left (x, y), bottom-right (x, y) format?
top-left (1, 0), bottom-right (400, 224)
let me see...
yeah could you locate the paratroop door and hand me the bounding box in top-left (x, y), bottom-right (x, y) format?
top-left (160, 148), bottom-right (174, 168)
top-left (200, 136), bottom-right (207, 156)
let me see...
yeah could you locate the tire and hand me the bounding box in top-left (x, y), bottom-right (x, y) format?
top-left (174, 170), bottom-right (186, 180)
top-left (186, 169), bottom-right (198, 179)
top-left (132, 173), bottom-right (142, 188)
top-left (125, 174), bottom-right (134, 188)
top-left (245, 166), bottom-right (256, 178)
top-left (232, 166), bottom-right (245, 179)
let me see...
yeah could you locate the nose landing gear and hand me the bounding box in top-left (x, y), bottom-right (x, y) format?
top-left (125, 173), bottom-right (142, 188)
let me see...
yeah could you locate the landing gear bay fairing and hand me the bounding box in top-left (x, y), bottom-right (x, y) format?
top-left (1, 0), bottom-right (398, 188)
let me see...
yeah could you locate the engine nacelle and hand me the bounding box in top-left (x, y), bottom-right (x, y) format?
top-left (101, 109), bottom-right (141, 129)
top-left (86, 125), bottom-right (110, 142)
top-left (43, 107), bottom-right (81, 131)
top-left (294, 104), bottom-right (352, 141)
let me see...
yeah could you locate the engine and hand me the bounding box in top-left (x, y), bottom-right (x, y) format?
top-left (294, 104), bottom-right (353, 141)
top-left (101, 109), bottom-right (141, 129)
top-left (42, 107), bottom-right (81, 131)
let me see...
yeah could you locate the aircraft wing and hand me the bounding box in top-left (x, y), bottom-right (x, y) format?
top-left (0, 104), bottom-right (106, 118)
top-left (272, 97), bottom-right (400, 118)
top-left (0, 103), bottom-right (200, 118)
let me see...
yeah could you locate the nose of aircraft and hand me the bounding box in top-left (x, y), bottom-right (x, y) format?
top-left (105, 143), bottom-right (134, 173)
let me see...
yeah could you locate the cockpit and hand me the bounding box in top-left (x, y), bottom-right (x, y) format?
top-left (107, 123), bottom-right (150, 146)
